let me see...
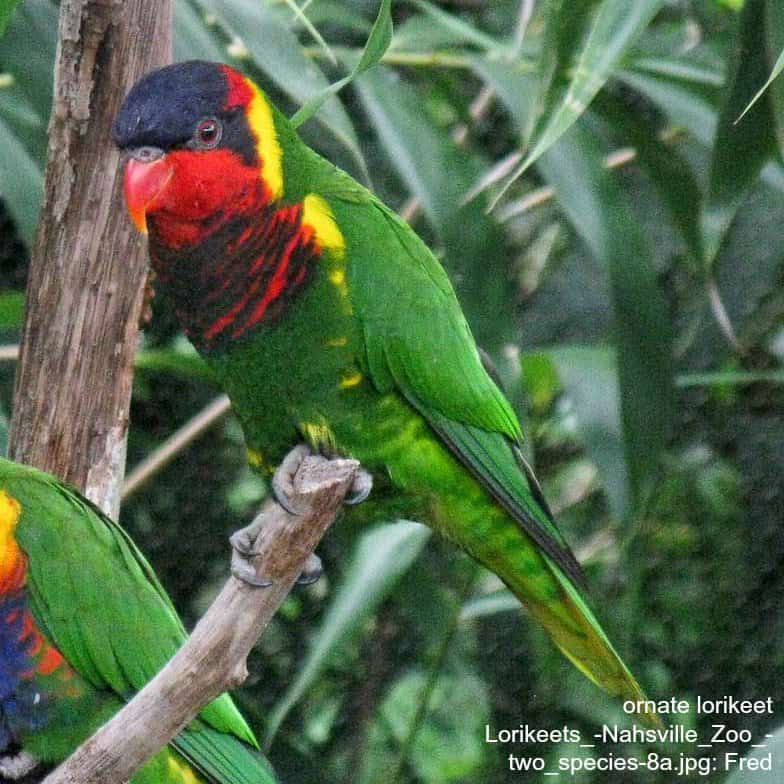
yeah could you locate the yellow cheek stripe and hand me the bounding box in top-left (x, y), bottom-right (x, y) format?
top-left (326, 336), bottom-right (348, 347)
top-left (244, 78), bottom-right (284, 200)
top-left (0, 490), bottom-right (22, 584)
top-left (339, 371), bottom-right (363, 389)
top-left (302, 194), bottom-right (346, 258)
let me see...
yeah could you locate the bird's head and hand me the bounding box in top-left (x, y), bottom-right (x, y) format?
top-left (113, 60), bottom-right (283, 238)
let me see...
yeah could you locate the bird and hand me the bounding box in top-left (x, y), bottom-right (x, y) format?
top-left (0, 456), bottom-right (276, 783)
top-left (113, 59), bottom-right (653, 719)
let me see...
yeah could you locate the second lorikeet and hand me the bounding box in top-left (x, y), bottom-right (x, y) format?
top-left (0, 456), bottom-right (276, 783)
top-left (113, 60), bottom-right (654, 718)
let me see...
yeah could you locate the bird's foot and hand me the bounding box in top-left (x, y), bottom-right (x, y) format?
top-left (271, 443), bottom-right (312, 515)
top-left (344, 466), bottom-right (373, 505)
top-left (0, 751), bottom-right (38, 780)
top-left (273, 444), bottom-right (373, 512)
top-left (230, 511), bottom-right (323, 587)
top-left (229, 514), bottom-right (273, 587)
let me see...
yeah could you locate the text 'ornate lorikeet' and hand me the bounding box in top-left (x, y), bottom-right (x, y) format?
top-left (0, 457), bottom-right (276, 783)
top-left (114, 60), bottom-right (654, 720)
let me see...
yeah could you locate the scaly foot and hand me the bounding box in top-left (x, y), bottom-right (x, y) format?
top-left (230, 511), bottom-right (323, 586)
top-left (273, 444), bottom-right (373, 512)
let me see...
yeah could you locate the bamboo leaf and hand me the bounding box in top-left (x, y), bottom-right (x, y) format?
top-left (289, 0), bottom-right (392, 129)
top-left (737, 45), bottom-right (784, 123)
top-left (547, 346), bottom-right (629, 521)
top-left (536, 125), bottom-right (675, 509)
top-left (264, 522), bottom-right (431, 746)
top-left (592, 93), bottom-right (705, 265)
top-left (702, 0), bottom-right (779, 266)
top-left (0, 0), bottom-right (21, 37)
top-left (196, 0), bottom-right (364, 167)
top-left (0, 114), bottom-right (42, 247)
top-left (490, 0), bottom-right (665, 207)
top-left (408, 0), bottom-right (506, 54)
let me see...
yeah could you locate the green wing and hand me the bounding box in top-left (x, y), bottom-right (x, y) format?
top-left (2, 462), bottom-right (272, 781)
top-left (340, 196), bottom-right (585, 586)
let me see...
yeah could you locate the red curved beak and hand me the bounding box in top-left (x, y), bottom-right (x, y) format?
top-left (123, 156), bottom-right (174, 234)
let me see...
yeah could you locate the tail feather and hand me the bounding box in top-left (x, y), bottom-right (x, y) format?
top-left (503, 549), bottom-right (661, 728)
top-left (173, 724), bottom-right (277, 784)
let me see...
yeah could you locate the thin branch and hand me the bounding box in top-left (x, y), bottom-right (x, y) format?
top-left (122, 395), bottom-right (232, 499)
top-left (43, 451), bottom-right (359, 784)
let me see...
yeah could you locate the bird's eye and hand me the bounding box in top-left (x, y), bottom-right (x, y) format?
top-left (193, 118), bottom-right (222, 149)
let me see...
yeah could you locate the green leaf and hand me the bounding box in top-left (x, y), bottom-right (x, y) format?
top-left (355, 66), bottom-right (513, 351)
top-left (360, 670), bottom-right (491, 784)
top-left (408, 0), bottom-right (505, 54)
top-left (737, 41), bottom-right (784, 125)
top-left (0, 0), bottom-right (57, 120)
top-left (724, 725), bottom-right (784, 783)
top-left (548, 346), bottom-right (629, 521)
top-left (593, 92), bottom-right (705, 264)
top-left (763, 0), bottom-right (784, 153)
top-left (134, 344), bottom-right (214, 382)
top-left (196, 0), bottom-right (364, 167)
top-left (702, 0), bottom-right (779, 265)
top-left (537, 124), bottom-right (675, 510)
top-left (620, 67), bottom-right (718, 146)
top-left (264, 522), bottom-right (431, 746)
top-left (0, 114), bottom-right (43, 246)
top-left (490, 0), bottom-right (666, 206)
top-left (0, 291), bottom-right (24, 330)
top-left (289, 0), bottom-right (392, 129)
top-left (0, 0), bottom-right (21, 38)
top-left (175, 0), bottom-right (228, 63)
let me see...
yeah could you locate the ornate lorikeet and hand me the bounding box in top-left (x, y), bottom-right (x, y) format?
top-left (113, 60), bottom-right (652, 715)
top-left (0, 457), bottom-right (276, 783)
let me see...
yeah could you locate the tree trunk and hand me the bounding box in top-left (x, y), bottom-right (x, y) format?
top-left (8, 0), bottom-right (172, 519)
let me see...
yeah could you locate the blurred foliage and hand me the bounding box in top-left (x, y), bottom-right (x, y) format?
top-left (1, 1), bottom-right (784, 782)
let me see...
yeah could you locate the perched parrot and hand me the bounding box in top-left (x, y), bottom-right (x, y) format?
top-left (0, 457), bottom-right (276, 783)
top-left (113, 60), bottom-right (653, 719)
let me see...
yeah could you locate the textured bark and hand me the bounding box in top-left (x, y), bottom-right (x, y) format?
top-left (8, 0), bottom-right (172, 518)
top-left (42, 454), bottom-right (358, 784)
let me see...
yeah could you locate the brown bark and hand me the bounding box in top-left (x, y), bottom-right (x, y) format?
top-left (8, 0), bottom-right (172, 518)
top-left (42, 454), bottom-right (358, 784)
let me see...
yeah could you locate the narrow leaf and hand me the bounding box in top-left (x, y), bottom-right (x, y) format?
top-left (264, 522), bottom-right (431, 746)
top-left (0, 0), bottom-right (21, 37)
top-left (537, 124), bottom-right (675, 509)
top-left (0, 115), bottom-right (43, 246)
top-left (736, 45), bottom-right (784, 122)
top-left (490, 0), bottom-right (665, 207)
top-left (548, 346), bottom-right (629, 521)
top-left (290, 0), bottom-right (392, 129)
top-left (408, 0), bottom-right (505, 54)
top-left (702, 0), bottom-right (779, 266)
top-left (592, 92), bottom-right (704, 264)
top-left (197, 0), bottom-right (364, 167)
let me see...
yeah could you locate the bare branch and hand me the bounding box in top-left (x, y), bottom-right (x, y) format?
top-left (43, 451), bottom-right (359, 784)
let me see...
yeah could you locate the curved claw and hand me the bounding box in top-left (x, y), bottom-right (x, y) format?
top-left (344, 467), bottom-right (373, 506)
top-left (296, 553), bottom-right (323, 585)
top-left (272, 444), bottom-right (312, 515)
top-left (229, 518), bottom-right (273, 587)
